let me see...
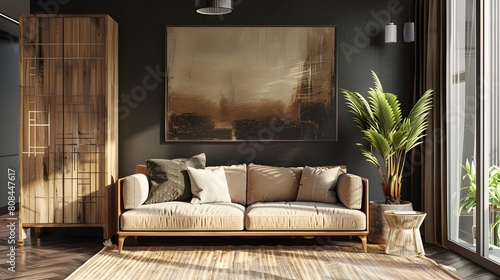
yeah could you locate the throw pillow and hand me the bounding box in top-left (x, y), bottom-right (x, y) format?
top-left (188, 167), bottom-right (232, 204)
top-left (337, 173), bottom-right (363, 209)
top-left (144, 153), bottom-right (206, 204)
top-left (246, 164), bottom-right (303, 205)
top-left (206, 164), bottom-right (247, 205)
top-left (296, 165), bottom-right (341, 203)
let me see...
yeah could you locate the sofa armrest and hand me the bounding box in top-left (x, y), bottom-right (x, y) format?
top-left (117, 174), bottom-right (150, 232)
top-left (336, 173), bottom-right (363, 210)
top-left (122, 174), bottom-right (149, 210)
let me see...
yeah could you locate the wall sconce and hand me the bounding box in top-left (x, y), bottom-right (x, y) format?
top-left (385, 22), bottom-right (397, 43)
top-left (196, 0), bottom-right (233, 15)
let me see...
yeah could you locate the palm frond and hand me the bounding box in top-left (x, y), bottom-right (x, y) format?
top-left (404, 92), bottom-right (433, 151)
top-left (384, 92), bottom-right (403, 126)
top-left (407, 89), bottom-right (433, 125)
top-left (370, 70), bottom-right (384, 93)
top-left (362, 129), bottom-right (392, 161)
top-left (405, 117), bottom-right (429, 151)
top-left (341, 89), bottom-right (375, 130)
top-left (357, 143), bottom-right (382, 169)
top-left (389, 127), bottom-right (409, 151)
top-left (369, 91), bottom-right (398, 137)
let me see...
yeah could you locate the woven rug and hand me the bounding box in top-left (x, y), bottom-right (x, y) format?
top-left (66, 244), bottom-right (460, 280)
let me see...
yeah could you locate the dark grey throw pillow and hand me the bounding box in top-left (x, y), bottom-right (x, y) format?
top-left (144, 153), bottom-right (206, 204)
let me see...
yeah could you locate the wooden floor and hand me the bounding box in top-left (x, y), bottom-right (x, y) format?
top-left (1, 214), bottom-right (499, 279)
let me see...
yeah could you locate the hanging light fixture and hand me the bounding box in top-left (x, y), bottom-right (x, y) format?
top-left (385, 2), bottom-right (397, 44)
top-left (385, 22), bottom-right (397, 43)
top-left (196, 0), bottom-right (233, 15)
top-left (403, 0), bottom-right (415, 42)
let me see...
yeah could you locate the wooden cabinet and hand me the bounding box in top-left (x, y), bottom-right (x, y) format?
top-left (18, 15), bottom-right (118, 242)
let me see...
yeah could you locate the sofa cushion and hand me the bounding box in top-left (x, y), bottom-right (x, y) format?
top-left (207, 164), bottom-right (247, 205)
top-left (120, 201), bottom-right (245, 231)
top-left (144, 153), bottom-right (206, 204)
top-left (336, 173), bottom-right (363, 210)
top-left (122, 174), bottom-right (150, 210)
top-left (245, 201), bottom-right (366, 230)
top-left (188, 167), bottom-right (232, 204)
top-left (296, 166), bottom-right (341, 203)
top-left (247, 164), bottom-right (302, 205)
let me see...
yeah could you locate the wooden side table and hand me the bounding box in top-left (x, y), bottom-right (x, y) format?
top-left (383, 211), bottom-right (427, 256)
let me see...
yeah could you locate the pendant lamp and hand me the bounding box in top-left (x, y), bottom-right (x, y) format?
top-left (403, 0), bottom-right (415, 42)
top-left (196, 0), bottom-right (233, 15)
top-left (385, 22), bottom-right (397, 43)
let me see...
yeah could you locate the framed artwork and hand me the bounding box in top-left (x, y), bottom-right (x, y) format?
top-left (165, 26), bottom-right (337, 141)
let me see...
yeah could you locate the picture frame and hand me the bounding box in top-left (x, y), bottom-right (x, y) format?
top-left (165, 26), bottom-right (337, 141)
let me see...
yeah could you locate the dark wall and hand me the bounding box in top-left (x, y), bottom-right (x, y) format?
top-left (0, 36), bottom-right (20, 208)
top-left (30, 0), bottom-right (415, 202)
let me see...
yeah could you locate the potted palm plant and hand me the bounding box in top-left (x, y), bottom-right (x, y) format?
top-left (460, 159), bottom-right (500, 246)
top-left (342, 71), bottom-right (433, 243)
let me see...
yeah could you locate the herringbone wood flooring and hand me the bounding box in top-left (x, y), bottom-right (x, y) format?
top-left (0, 211), bottom-right (102, 280)
top-left (1, 212), bottom-right (499, 279)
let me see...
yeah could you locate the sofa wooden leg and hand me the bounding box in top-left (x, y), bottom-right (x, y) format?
top-left (118, 236), bottom-right (127, 253)
top-left (359, 236), bottom-right (368, 253)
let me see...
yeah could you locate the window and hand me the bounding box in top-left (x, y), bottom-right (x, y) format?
top-left (447, 0), bottom-right (500, 267)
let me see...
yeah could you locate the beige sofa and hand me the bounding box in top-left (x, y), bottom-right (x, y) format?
top-left (116, 163), bottom-right (369, 252)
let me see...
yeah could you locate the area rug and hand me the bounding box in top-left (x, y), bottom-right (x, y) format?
top-left (66, 244), bottom-right (460, 280)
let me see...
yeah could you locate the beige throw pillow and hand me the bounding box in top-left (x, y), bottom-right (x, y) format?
top-left (207, 164), bottom-right (247, 205)
top-left (246, 164), bottom-right (302, 205)
top-left (188, 167), bottom-right (232, 204)
top-left (296, 166), bottom-right (341, 203)
top-left (337, 173), bottom-right (363, 209)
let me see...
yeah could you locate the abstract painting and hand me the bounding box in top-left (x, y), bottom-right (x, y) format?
top-left (165, 26), bottom-right (337, 141)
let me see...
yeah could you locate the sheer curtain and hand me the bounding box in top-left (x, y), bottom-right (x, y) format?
top-left (411, 0), bottom-right (448, 246)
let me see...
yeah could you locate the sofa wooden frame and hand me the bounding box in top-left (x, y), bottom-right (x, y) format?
top-left (116, 176), bottom-right (369, 253)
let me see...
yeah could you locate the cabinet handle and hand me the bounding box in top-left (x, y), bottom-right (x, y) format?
top-left (43, 161), bottom-right (48, 181)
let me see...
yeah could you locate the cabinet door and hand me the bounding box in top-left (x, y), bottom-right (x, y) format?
top-left (62, 17), bottom-right (107, 224)
top-left (20, 16), bottom-right (108, 225)
top-left (19, 17), bottom-right (64, 224)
